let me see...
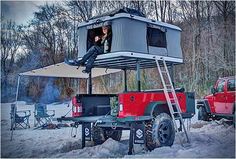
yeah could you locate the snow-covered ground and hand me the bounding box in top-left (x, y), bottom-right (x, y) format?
top-left (1, 101), bottom-right (235, 158)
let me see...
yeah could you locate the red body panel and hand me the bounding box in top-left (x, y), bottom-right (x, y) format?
top-left (204, 77), bottom-right (235, 114)
top-left (118, 92), bottom-right (187, 118)
top-left (205, 94), bottom-right (215, 113)
top-left (214, 79), bottom-right (227, 113)
top-left (226, 91), bottom-right (235, 114)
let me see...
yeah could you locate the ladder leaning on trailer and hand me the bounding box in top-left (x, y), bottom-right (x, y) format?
top-left (155, 57), bottom-right (190, 144)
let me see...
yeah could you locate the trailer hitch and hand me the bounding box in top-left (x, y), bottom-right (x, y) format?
top-left (70, 122), bottom-right (79, 128)
top-left (94, 119), bottom-right (103, 126)
top-left (111, 122), bottom-right (118, 130)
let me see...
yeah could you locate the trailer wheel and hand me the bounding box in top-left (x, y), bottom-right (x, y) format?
top-left (198, 107), bottom-right (209, 121)
top-left (92, 126), bottom-right (122, 145)
top-left (92, 126), bottom-right (106, 145)
top-left (145, 113), bottom-right (175, 151)
top-left (104, 129), bottom-right (122, 141)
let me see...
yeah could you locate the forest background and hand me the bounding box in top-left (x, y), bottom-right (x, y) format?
top-left (1, 1), bottom-right (235, 103)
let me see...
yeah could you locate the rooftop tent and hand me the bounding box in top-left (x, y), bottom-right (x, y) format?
top-left (89, 7), bottom-right (146, 20)
top-left (77, 8), bottom-right (183, 70)
top-left (19, 62), bottom-right (121, 78)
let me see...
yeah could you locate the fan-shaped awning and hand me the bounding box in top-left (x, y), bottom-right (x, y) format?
top-left (20, 62), bottom-right (121, 78)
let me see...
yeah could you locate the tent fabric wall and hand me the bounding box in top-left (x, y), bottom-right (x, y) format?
top-left (78, 27), bottom-right (87, 58)
top-left (166, 29), bottom-right (182, 58)
top-left (111, 18), bottom-right (147, 53)
top-left (148, 47), bottom-right (167, 56)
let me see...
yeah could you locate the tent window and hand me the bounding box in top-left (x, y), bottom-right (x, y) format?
top-left (87, 25), bottom-right (112, 52)
top-left (87, 27), bottom-right (103, 51)
top-left (147, 27), bottom-right (166, 48)
top-left (227, 79), bottom-right (235, 91)
top-left (216, 80), bottom-right (225, 92)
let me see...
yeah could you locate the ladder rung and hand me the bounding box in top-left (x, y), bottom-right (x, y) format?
top-left (174, 117), bottom-right (181, 120)
top-left (174, 115), bottom-right (182, 119)
top-left (170, 97), bottom-right (177, 100)
top-left (166, 88), bottom-right (173, 91)
top-left (173, 113), bottom-right (180, 115)
top-left (161, 71), bottom-right (167, 73)
top-left (173, 111), bottom-right (180, 113)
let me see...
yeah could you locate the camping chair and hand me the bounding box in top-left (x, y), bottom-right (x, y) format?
top-left (34, 103), bottom-right (55, 127)
top-left (10, 104), bottom-right (31, 130)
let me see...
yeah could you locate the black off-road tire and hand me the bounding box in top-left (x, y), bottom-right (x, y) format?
top-left (232, 104), bottom-right (235, 127)
top-left (145, 113), bottom-right (175, 151)
top-left (92, 126), bottom-right (122, 145)
top-left (92, 125), bottom-right (106, 145)
top-left (104, 129), bottom-right (122, 141)
top-left (198, 107), bottom-right (210, 121)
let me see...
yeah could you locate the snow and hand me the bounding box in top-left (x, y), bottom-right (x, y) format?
top-left (1, 102), bottom-right (235, 158)
top-left (126, 121), bottom-right (235, 158)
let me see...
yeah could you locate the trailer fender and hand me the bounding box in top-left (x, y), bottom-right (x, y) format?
top-left (144, 102), bottom-right (170, 117)
top-left (196, 99), bottom-right (211, 113)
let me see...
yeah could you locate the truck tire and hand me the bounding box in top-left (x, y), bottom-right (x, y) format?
top-left (104, 129), bottom-right (122, 141)
top-left (92, 126), bottom-right (122, 145)
top-left (92, 126), bottom-right (106, 145)
top-left (145, 113), bottom-right (175, 151)
top-left (198, 107), bottom-right (209, 121)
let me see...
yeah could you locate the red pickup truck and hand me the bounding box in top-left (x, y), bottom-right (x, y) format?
top-left (197, 76), bottom-right (235, 122)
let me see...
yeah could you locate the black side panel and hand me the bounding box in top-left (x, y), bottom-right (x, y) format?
top-left (96, 105), bottom-right (111, 115)
top-left (196, 99), bottom-right (211, 113)
top-left (203, 100), bottom-right (211, 113)
top-left (185, 92), bottom-right (195, 116)
top-left (77, 94), bottom-right (115, 116)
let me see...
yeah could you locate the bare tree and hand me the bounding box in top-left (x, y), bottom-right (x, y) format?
top-left (1, 19), bottom-right (21, 101)
top-left (66, 1), bottom-right (94, 21)
top-left (1, 1), bottom-right (235, 101)
top-left (214, 1), bottom-right (235, 76)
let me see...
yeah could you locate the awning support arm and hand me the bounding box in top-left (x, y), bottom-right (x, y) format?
top-left (15, 75), bottom-right (21, 103)
top-left (11, 74), bottom-right (21, 141)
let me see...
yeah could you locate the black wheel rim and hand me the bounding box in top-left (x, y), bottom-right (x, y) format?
top-left (158, 120), bottom-right (171, 144)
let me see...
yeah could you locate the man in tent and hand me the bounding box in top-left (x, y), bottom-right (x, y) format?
top-left (66, 25), bottom-right (112, 73)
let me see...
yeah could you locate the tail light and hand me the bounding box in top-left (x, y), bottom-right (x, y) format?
top-left (72, 96), bottom-right (82, 117)
top-left (119, 103), bottom-right (123, 112)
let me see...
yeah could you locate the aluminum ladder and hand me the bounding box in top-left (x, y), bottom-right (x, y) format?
top-left (155, 57), bottom-right (190, 144)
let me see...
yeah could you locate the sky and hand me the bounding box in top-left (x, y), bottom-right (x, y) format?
top-left (1, 1), bottom-right (53, 25)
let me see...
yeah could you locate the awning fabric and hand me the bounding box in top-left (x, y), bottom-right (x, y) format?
top-left (19, 62), bottom-right (121, 78)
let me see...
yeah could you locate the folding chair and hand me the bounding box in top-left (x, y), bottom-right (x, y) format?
top-left (34, 103), bottom-right (55, 127)
top-left (10, 104), bottom-right (31, 130)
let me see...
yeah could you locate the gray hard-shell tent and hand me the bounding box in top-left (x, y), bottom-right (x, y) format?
top-left (77, 8), bottom-right (183, 69)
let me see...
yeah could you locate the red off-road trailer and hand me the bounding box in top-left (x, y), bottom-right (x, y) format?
top-left (58, 8), bottom-right (195, 154)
